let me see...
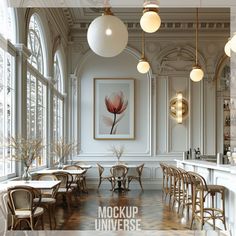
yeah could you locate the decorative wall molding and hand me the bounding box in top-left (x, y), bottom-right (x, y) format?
top-left (68, 21), bottom-right (230, 32)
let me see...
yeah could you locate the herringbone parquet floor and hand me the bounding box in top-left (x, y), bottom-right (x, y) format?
top-left (50, 189), bottom-right (222, 232)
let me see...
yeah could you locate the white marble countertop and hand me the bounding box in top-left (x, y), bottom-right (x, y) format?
top-left (175, 159), bottom-right (236, 174)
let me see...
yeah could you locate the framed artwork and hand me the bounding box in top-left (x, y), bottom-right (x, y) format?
top-left (93, 78), bottom-right (135, 140)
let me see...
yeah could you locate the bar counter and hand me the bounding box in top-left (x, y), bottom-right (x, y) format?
top-left (176, 159), bottom-right (236, 234)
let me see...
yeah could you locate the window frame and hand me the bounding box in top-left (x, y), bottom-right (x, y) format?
top-left (52, 53), bottom-right (65, 144)
top-left (26, 13), bottom-right (48, 170)
top-left (0, 35), bottom-right (17, 181)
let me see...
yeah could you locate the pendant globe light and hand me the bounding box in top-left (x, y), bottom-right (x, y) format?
top-left (137, 31), bottom-right (150, 74)
top-left (190, 8), bottom-right (204, 82)
top-left (224, 38), bottom-right (231, 57)
top-left (87, 8), bottom-right (128, 57)
top-left (230, 33), bottom-right (236, 53)
top-left (140, 0), bottom-right (161, 33)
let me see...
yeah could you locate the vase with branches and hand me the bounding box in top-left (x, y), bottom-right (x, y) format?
top-left (8, 137), bottom-right (44, 182)
top-left (110, 145), bottom-right (125, 164)
top-left (52, 139), bottom-right (77, 169)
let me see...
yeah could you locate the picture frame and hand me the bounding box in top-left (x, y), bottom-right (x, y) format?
top-left (93, 78), bottom-right (135, 140)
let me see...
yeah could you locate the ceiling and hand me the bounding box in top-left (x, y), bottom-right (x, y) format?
top-left (64, 8), bottom-right (230, 25)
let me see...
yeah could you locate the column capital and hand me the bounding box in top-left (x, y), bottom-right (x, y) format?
top-left (69, 74), bottom-right (78, 80)
top-left (15, 44), bottom-right (31, 59)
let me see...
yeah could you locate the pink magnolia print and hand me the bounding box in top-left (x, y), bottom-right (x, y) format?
top-left (103, 91), bottom-right (128, 134)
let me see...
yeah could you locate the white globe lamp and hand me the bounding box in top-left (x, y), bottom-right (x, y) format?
top-left (140, 1), bottom-right (161, 33)
top-left (190, 65), bottom-right (204, 82)
top-left (87, 9), bottom-right (128, 57)
top-left (230, 33), bottom-right (236, 53)
top-left (137, 58), bottom-right (150, 74)
top-left (224, 38), bottom-right (231, 57)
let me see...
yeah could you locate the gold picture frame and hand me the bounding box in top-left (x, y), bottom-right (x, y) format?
top-left (93, 78), bottom-right (135, 140)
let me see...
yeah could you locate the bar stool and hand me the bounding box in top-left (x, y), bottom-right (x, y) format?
top-left (177, 168), bottom-right (194, 216)
top-left (159, 162), bottom-right (170, 200)
top-left (169, 166), bottom-right (184, 213)
top-left (188, 171), bottom-right (227, 230)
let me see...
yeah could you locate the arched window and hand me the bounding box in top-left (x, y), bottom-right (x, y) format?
top-left (27, 14), bottom-right (47, 169)
top-left (53, 53), bottom-right (64, 143)
top-left (53, 55), bottom-right (63, 92)
top-left (27, 14), bottom-right (44, 73)
top-left (0, 1), bottom-right (16, 179)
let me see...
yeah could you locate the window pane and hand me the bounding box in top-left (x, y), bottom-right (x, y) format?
top-left (27, 15), bottom-right (44, 74)
top-left (53, 54), bottom-right (64, 145)
top-left (54, 55), bottom-right (63, 93)
top-left (0, 1), bottom-right (15, 42)
top-left (0, 48), bottom-right (15, 177)
top-left (27, 72), bottom-right (47, 169)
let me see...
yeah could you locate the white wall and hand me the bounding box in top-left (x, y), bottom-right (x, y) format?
top-left (78, 50), bottom-right (151, 157)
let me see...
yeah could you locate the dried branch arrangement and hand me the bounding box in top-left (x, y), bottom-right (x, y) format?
top-left (8, 136), bottom-right (44, 169)
top-left (52, 139), bottom-right (77, 163)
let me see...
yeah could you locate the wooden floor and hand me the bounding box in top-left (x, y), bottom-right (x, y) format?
top-left (43, 189), bottom-right (218, 231)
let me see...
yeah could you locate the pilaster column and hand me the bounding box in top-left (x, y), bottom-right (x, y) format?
top-left (15, 44), bottom-right (31, 138)
top-left (150, 74), bottom-right (157, 157)
top-left (15, 44), bottom-right (31, 175)
top-left (46, 76), bottom-right (54, 167)
top-left (68, 74), bottom-right (79, 161)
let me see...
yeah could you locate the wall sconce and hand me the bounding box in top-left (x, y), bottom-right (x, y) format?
top-left (170, 92), bottom-right (188, 124)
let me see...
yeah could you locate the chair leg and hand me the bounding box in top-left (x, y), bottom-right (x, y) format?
top-left (139, 177), bottom-right (143, 191)
top-left (48, 205), bottom-right (52, 230)
top-left (211, 194), bottom-right (215, 230)
top-left (11, 216), bottom-right (14, 230)
top-left (41, 215), bottom-right (44, 230)
top-left (83, 177), bottom-right (88, 193)
top-left (98, 179), bottom-right (102, 189)
top-left (53, 204), bottom-right (57, 229)
top-left (109, 178), bottom-right (114, 191)
top-left (112, 181), bottom-right (116, 191)
top-left (190, 189), bottom-right (196, 230)
top-left (66, 193), bottom-right (71, 211)
top-left (127, 178), bottom-right (131, 189)
top-left (123, 179), bottom-right (127, 190)
top-left (222, 191), bottom-right (227, 230)
top-left (30, 217), bottom-right (34, 230)
top-left (200, 194), bottom-right (204, 230)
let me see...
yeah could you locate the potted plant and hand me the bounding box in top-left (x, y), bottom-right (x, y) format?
top-left (8, 136), bottom-right (44, 182)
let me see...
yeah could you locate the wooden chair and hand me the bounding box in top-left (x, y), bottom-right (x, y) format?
top-left (8, 186), bottom-right (44, 230)
top-left (188, 171), bottom-right (227, 230)
top-left (127, 163), bottom-right (145, 191)
top-left (169, 166), bottom-right (184, 213)
top-left (0, 192), bottom-right (10, 232)
top-left (63, 165), bottom-right (81, 190)
top-left (110, 165), bottom-right (128, 191)
top-left (177, 168), bottom-right (198, 216)
top-left (54, 172), bottom-right (73, 211)
top-left (74, 165), bottom-right (88, 193)
top-left (97, 163), bottom-right (114, 190)
top-left (159, 162), bottom-right (170, 200)
top-left (34, 174), bottom-right (59, 229)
